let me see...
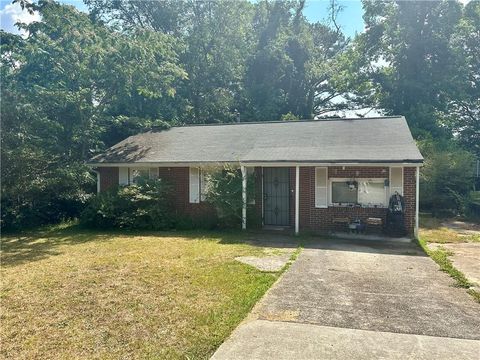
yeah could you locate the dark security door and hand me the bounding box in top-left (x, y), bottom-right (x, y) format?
top-left (263, 168), bottom-right (290, 226)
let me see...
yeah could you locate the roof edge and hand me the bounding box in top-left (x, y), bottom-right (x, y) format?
top-left (164, 116), bottom-right (405, 129)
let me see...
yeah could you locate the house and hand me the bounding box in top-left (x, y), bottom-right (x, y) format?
top-left (88, 116), bottom-right (423, 237)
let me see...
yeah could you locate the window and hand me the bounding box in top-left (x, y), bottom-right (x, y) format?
top-left (118, 167), bottom-right (159, 186)
top-left (390, 167), bottom-right (403, 196)
top-left (358, 181), bottom-right (387, 206)
top-left (315, 167), bottom-right (328, 208)
top-left (130, 168), bottom-right (150, 184)
top-left (331, 181), bottom-right (358, 204)
top-left (129, 167), bottom-right (158, 184)
top-left (329, 178), bottom-right (388, 207)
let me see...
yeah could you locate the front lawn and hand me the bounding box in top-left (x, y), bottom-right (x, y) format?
top-left (419, 215), bottom-right (480, 244)
top-left (1, 225), bottom-right (284, 359)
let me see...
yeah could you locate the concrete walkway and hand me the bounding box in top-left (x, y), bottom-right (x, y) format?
top-left (212, 238), bottom-right (480, 359)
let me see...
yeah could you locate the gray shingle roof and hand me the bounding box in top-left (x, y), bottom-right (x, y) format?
top-left (89, 116), bottom-right (423, 165)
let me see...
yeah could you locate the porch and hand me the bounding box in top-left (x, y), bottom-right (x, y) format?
top-left (240, 164), bottom-right (420, 237)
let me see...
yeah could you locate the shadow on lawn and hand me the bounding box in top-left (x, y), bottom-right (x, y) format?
top-left (1, 227), bottom-right (115, 267)
top-left (0, 226), bottom-right (248, 268)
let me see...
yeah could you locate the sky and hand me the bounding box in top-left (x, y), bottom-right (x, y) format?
top-left (0, 0), bottom-right (365, 37)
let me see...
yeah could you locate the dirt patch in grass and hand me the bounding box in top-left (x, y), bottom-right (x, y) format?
top-left (1, 226), bottom-right (285, 359)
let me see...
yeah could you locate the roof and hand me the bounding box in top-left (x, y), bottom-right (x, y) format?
top-left (89, 116), bottom-right (423, 165)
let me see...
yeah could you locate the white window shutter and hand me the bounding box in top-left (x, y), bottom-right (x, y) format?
top-left (315, 167), bottom-right (328, 208)
top-left (390, 167), bottom-right (403, 196)
top-left (119, 167), bottom-right (129, 186)
top-left (189, 167), bottom-right (200, 203)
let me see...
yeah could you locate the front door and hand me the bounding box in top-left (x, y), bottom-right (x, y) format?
top-left (263, 168), bottom-right (290, 226)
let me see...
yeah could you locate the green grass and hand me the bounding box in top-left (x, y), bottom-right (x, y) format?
top-left (419, 215), bottom-right (480, 244)
top-left (1, 225), bottom-right (288, 359)
top-left (418, 235), bottom-right (480, 304)
top-left (418, 215), bottom-right (480, 303)
top-left (418, 240), bottom-right (471, 288)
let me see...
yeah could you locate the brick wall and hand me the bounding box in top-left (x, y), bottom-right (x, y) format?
top-left (97, 165), bottom-right (417, 235)
top-left (157, 167), bottom-right (215, 219)
top-left (299, 166), bottom-right (416, 236)
top-left (328, 166), bottom-right (389, 179)
top-left (403, 167), bottom-right (416, 235)
top-left (98, 167), bottom-right (118, 192)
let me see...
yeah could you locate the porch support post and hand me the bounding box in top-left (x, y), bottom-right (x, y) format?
top-left (295, 165), bottom-right (300, 235)
top-left (415, 166), bottom-right (420, 239)
top-left (241, 165), bottom-right (247, 230)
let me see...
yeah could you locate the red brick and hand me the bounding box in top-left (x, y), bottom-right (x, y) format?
top-left (97, 167), bottom-right (118, 192)
top-left (98, 165), bottom-right (416, 235)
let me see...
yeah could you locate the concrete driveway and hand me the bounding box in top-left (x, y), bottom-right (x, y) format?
top-left (212, 238), bottom-right (480, 359)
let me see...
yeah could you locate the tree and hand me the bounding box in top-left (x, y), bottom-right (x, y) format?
top-left (1, 0), bottom-right (186, 229)
top-left (355, 0), bottom-right (462, 136)
top-left (87, 0), bottom-right (256, 123)
top-left (444, 1), bottom-right (480, 156)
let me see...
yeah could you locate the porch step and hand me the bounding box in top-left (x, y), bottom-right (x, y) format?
top-left (329, 231), bottom-right (412, 243)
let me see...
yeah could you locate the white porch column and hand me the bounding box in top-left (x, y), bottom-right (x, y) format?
top-left (295, 165), bottom-right (300, 235)
top-left (241, 165), bottom-right (247, 230)
top-left (415, 166), bottom-right (420, 239)
top-left (94, 170), bottom-right (100, 193)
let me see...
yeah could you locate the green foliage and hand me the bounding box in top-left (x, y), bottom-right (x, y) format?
top-left (2, 0), bottom-right (480, 228)
top-left (1, 1), bottom-right (186, 230)
top-left (1, 162), bottom-right (94, 230)
top-left (419, 139), bottom-right (476, 216)
top-left (281, 112), bottom-right (300, 121)
top-left (203, 165), bottom-right (255, 228)
top-left (80, 179), bottom-right (175, 230)
top-left (358, 0), bottom-right (462, 136)
top-left (442, 1), bottom-right (480, 156)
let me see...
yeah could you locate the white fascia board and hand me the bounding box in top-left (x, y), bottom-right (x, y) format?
top-left (87, 161), bottom-right (423, 168)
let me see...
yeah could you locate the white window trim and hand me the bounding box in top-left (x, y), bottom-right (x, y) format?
top-left (128, 167), bottom-right (157, 184)
top-left (315, 167), bottom-right (328, 208)
top-left (329, 177), bottom-right (388, 207)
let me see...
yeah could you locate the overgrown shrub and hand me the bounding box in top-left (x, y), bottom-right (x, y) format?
top-left (1, 163), bottom-right (95, 231)
top-left (419, 139), bottom-right (476, 216)
top-left (80, 179), bottom-right (175, 230)
top-left (204, 165), bottom-right (256, 228)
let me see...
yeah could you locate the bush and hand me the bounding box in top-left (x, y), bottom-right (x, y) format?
top-left (1, 163), bottom-right (95, 231)
top-left (80, 179), bottom-right (175, 230)
top-left (203, 165), bottom-right (256, 228)
top-left (419, 139), bottom-right (476, 216)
